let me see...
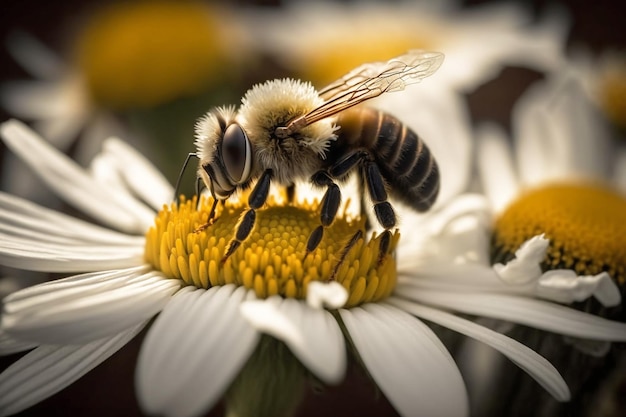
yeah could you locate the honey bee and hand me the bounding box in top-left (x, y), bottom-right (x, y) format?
top-left (188, 50), bottom-right (444, 262)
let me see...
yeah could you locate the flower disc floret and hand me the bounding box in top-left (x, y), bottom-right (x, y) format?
top-left (492, 183), bottom-right (626, 285)
top-left (145, 196), bottom-right (399, 307)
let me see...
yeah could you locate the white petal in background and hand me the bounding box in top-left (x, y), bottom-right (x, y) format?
top-left (0, 322), bottom-right (145, 417)
top-left (340, 303), bottom-right (469, 417)
top-left (0, 120), bottom-right (154, 234)
top-left (137, 285), bottom-right (259, 417)
top-left (475, 124), bottom-right (520, 214)
top-left (513, 73), bottom-right (612, 186)
top-left (4, 32), bottom-right (66, 81)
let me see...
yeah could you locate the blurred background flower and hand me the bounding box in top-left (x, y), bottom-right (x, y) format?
top-left (1, 0), bottom-right (625, 416)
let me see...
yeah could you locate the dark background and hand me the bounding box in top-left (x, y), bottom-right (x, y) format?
top-left (0, 1), bottom-right (624, 416)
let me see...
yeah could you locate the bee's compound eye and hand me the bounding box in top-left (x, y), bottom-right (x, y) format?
top-left (221, 123), bottom-right (252, 184)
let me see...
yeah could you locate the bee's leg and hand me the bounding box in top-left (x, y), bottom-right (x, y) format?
top-left (194, 177), bottom-right (205, 209)
top-left (358, 180), bottom-right (372, 231)
top-left (329, 229), bottom-right (363, 281)
top-left (362, 160), bottom-right (396, 263)
top-left (329, 149), bottom-right (375, 228)
top-left (285, 183), bottom-right (296, 203)
top-left (222, 169), bottom-right (273, 263)
top-left (304, 172), bottom-right (342, 258)
top-left (194, 197), bottom-right (220, 233)
top-left (173, 152), bottom-right (198, 203)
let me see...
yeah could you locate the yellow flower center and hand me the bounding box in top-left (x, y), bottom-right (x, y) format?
top-left (75, 1), bottom-right (233, 109)
top-left (144, 196), bottom-right (399, 308)
top-left (492, 183), bottom-right (626, 285)
top-left (597, 55), bottom-right (626, 130)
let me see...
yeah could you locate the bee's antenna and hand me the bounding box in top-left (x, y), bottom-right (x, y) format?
top-left (173, 152), bottom-right (199, 203)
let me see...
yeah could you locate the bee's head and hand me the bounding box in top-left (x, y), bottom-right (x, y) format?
top-left (195, 106), bottom-right (253, 199)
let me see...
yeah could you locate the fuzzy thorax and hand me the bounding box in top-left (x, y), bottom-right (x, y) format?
top-left (238, 78), bottom-right (337, 185)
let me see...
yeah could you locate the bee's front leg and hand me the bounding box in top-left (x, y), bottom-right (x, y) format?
top-left (222, 169), bottom-right (273, 263)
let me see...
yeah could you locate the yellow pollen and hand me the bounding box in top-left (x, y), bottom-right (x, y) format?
top-left (75, 1), bottom-right (232, 109)
top-left (492, 183), bottom-right (626, 285)
top-left (145, 196), bottom-right (399, 308)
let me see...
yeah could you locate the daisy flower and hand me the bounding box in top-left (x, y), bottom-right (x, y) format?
top-left (464, 67), bottom-right (626, 415)
top-left (245, 0), bottom-right (567, 91)
top-left (1, 114), bottom-right (626, 417)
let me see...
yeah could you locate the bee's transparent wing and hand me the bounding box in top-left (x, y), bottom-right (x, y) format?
top-left (317, 51), bottom-right (442, 100)
top-left (274, 50), bottom-right (443, 138)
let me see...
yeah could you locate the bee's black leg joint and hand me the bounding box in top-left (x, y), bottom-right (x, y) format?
top-left (364, 161), bottom-right (397, 230)
top-left (223, 169), bottom-right (272, 262)
top-left (329, 150), bottom-right (369, 178)
top-left (305, 171), bottom-right (343, 256)
top-left (305, 225), bottom-right (324, 257)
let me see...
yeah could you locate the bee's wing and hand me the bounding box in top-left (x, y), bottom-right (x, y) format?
top-left (303, 50), bottom-right (443, 128)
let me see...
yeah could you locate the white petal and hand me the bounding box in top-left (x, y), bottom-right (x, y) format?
top-left (397, 194), bottom-right (492, 266)
top-left (401, 287), bottom-right (626, 341)
top-left (0, 120), bottom-right (154, 234)
top-left (493, 235), bottom-right (548, 284)
top-left (340, 303), bottom-right (468, 417)
top-left (475, 123), bottom-right (519, 213)
top-left (2, 267), bottom-right (181, 345)
top-left (389, 297), bottom-right (570, 401)
top-left (537, 270), bottom-right (621, 307)
top-left (306, 281), bottom-right (348, 309)
top-left (137, 285), bottom-right (259, 417)
top-left (101, 138), bottom-right (174, 211)
top-left (5, 32), bottom-right (66, 79)
top-left (240, 296), bottom-right (346, 384)
top-left (0, 191), bottom-right (145, 245)
top-left (33, 114), bottom-right (86, 149)
top-left (513, 75), bottom-right (611, 186)
top-left (0, 82), bottom-right (75, 120)
top-left (513, 82), bottom-right (559, 187)
top-left (0, 330), bottom-right (37, 356)
top-left (0, 232), bottom-right (144, 272)
top-left (0, 323), bottom-right (145, 417)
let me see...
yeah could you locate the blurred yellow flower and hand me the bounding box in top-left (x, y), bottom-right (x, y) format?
top-left (75, 1), bottom-right (241, 109)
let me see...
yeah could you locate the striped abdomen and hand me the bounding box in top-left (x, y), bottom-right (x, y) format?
top-left (333, 107), bottom-right (440, 211)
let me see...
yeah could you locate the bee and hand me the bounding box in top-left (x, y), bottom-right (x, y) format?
top-left (188, 50), bottom-right (444, 263)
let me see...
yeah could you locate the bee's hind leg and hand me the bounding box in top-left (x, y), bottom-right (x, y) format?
top-left (361, 161), bottom-right (396, 264)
